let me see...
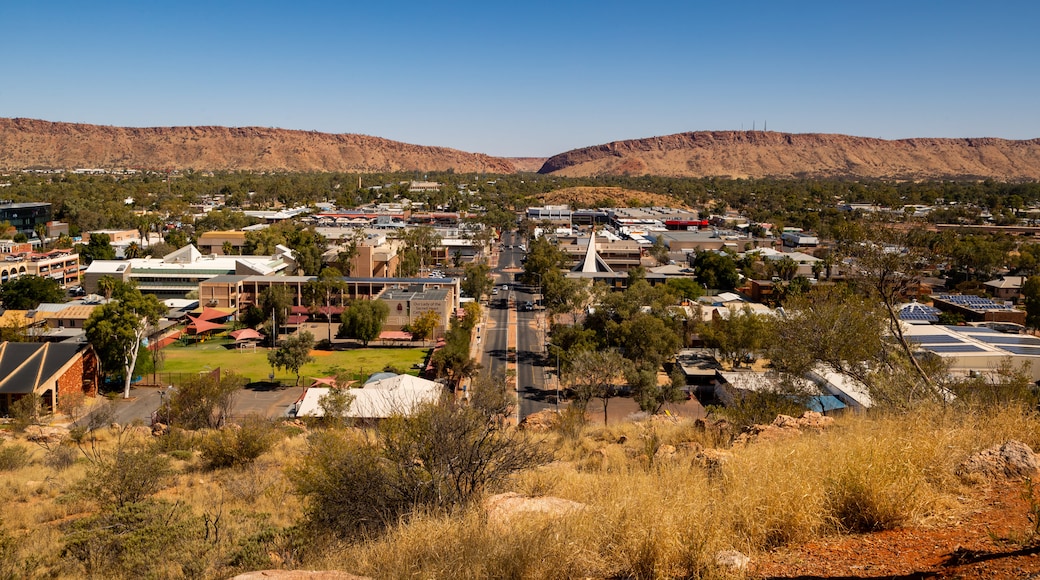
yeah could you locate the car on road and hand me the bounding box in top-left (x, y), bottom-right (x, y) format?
top-left (519, 301), bottom-right (534, 312)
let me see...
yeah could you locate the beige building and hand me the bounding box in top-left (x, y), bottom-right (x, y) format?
top-left (26, 249), bottom-right (81, 287)
top-left (378, 286), bottom-right (453, 335)
top-left (197, 230), bottom-right (248, 255)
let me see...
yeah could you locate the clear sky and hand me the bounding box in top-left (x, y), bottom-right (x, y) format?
top-left (2, 1), bottom-right (1038, 157)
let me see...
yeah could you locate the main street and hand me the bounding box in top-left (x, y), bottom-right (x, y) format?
top-left (481, 231), bottom-right (555, 422)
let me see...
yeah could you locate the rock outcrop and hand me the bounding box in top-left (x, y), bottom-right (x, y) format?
top-left (484, 492), bottom-right (586, 526)
top-left (956, 440), bottom-right (1040, 482)
top-left (0, 118), bottom-right (516, 174)
top-left (734, 411), bottom-right (835, 445)
top-left (539, 131), bottom-right (1040, 180)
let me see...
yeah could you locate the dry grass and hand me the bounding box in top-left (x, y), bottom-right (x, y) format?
top-left (0, 405), bottom-right (1038, 578)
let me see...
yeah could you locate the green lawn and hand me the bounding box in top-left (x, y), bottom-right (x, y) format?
top-left (157, 338), bottom-right (430, 386)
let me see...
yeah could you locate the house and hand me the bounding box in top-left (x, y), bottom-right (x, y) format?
top-left (984, 276), bottom-right (1026, 303)
top-left (0, 342), bottom-right (100, 415)
top-left (930, 294), bottom-right (1026, 325)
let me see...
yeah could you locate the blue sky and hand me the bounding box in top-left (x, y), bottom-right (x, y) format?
top-left (1, 1), bottom-right (1037, 157)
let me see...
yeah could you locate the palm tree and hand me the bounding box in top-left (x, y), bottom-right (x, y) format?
top-left (124, 242), bottom-right (142, 259)
top-left (96, 276), bottom-right (118, 300)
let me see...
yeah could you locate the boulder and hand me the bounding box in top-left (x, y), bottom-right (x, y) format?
top-left (715, 549), bottom-right (750, 571)
top-left (484, 492), bottom-right (586, 525)
top-left (23, 425), bottom-right (69, 444)
top-left (735, 411), bottom-right (835, 445)
top-left (956, 440), bottom-right (1040, 482)
top-left (518, 409), bottom-right (558, 432)
top-left (654, 444), bottom-right (676, 459)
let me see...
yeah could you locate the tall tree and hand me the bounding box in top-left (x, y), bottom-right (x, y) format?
top-left (268, 331), bottom-right (316, 385)
top-left (692, 250), bottom-right (740, 291)
top-left (258, 285), bottom-right (294, 345)
top-left (78, 233), bottom-right (116, 264)
top-left (84, 282), bottom-right (167, 398)
top-left (1024, 276), bottom-right (1040, 330)
top-left (0, 275), bottom-right (65, 309)
top-left (461, 262), bottom-right (494, 300)
top-left (304, 267), bottom-right (346, 343)
top-left (700, 306), bottom-right (769, 369)
top-left (339, 300), bottom-right (389, 346)
top-left (567, 349), bottom-right (628, 425)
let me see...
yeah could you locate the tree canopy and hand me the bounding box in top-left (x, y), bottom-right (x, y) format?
top-left (339, 300), bottom-right (389, 346)
top-left (84, 281), bottom-right (168, 398)
top-left (0, 275), bottom-right (65, 309)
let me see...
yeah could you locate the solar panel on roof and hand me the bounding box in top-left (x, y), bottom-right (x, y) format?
top-left (958, 327), bottom-right (1001, 334)
top-left (927, 344), bottom-right (987, 353)
top-left (975, 335), bottom-right (1040, 346)
top-left (1002, 346), bottom-right (1040, 356)
top-left (909, 334), bottom-right (965, 344)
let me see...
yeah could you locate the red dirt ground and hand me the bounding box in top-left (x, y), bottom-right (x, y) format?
top-left (752, 480), bottom-right (1040, 579)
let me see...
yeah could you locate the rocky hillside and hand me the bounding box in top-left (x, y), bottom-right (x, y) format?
top-left (0, 118), bottom-right (516, 173)
top-left (538, 131), bottom-right (1040, 180)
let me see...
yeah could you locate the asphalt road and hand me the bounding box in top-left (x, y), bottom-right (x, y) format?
top-left (102, 383), bottom-right (304, 427)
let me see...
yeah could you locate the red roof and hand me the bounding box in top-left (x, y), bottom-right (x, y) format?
top-left (185, 316), bottom-right (227, 335)
top-left (378, 330), bottom-right (413, 341)
top-left (229, 328), bottom-right (263, 341)
top-left (195, 307), bottom-right (233, 322)
top-left (285, 315), bottom-right (309, 325)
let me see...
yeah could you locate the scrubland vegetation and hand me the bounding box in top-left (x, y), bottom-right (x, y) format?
top-left (1, 394), bottom-right (1038, 579)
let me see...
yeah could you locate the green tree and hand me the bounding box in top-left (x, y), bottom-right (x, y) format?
top-left (0, 274), bottom-right (65, 309)
top-left (162, 371), bottom-right (247, 429)
top-left (567, 349), bottom-right (628, 425)
top-left (84, 282), bottom-right (167, 398)
top-left (649, 236), bottom-right (670, 265)
top-left (123, 241), bottom-right (143, 259)
top-left (1023, 276), bottom-right (1040, 329)
top-left (78, 232), bottom-right (117, 264)
top-left (461, 261), bottom-right (494, 300)
top-left (692, 250), bottom-right (740, 291)
top-left (395, 226), bottom-right (441, 277)
top-left (258, 285), bottom-right (294, 345)
top-left (339, 300), bottom-right (389, 346)
top-left (407, 310), bottom-right (440, 343)
top-left (268, 331), bottom-right (316, 385)
top-left (304, 267), bottom-right (346, 343)
top-left (700, 305), bottom-right (769, 369)
top-left (664, 277), bottom-right (704, 302)
top-left (626, 363), bottom-right (687, 414)
top-left (618, 312), bottom-right (681, 370)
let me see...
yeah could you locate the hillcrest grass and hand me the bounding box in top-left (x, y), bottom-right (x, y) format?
top-left (2, 405), bottom-right (1038, 578)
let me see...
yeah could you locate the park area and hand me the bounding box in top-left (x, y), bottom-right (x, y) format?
top-left (154, 337), bottom-right (430, 386)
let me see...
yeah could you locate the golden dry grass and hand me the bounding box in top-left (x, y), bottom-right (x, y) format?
top-left (1, 405), bottom-right (1038, 578)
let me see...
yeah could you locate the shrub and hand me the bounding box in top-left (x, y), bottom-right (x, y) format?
top-left (200, 415), bottom-right (280, 470)
top-left (291, 399), bottom-right (547, 539)
top-left (43, 445), bottom-right (78, 471)
top-left (166, 372), bottom-right (247, 430)
top-left (61, 499), bottom-right (210, 579)
top-left (0, 442), bottom-right (30, 471)
top-left (84, 442), bottom-right (172, 508)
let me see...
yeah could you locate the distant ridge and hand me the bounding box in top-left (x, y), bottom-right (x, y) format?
top-left (538, 131), bottom-right (1040, 181)
top-left (4, 120), bottom-right (1040, 180)
top-left (0, 118), bottom-right (517, 173)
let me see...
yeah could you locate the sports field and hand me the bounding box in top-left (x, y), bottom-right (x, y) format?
top-left (157, 338), bottom-right (430, 385)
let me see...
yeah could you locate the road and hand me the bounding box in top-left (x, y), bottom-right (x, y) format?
top-left (101, 383), bottom-right (304, 427)
top-left (480, 231), bottom-right (554, 422)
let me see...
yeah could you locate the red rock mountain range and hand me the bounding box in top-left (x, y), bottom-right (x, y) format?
top-left (2, 118), bottom-right (1039, 180)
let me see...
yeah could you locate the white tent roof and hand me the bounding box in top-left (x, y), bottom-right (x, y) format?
top-left (294, 374), bottom-right (443, 419)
